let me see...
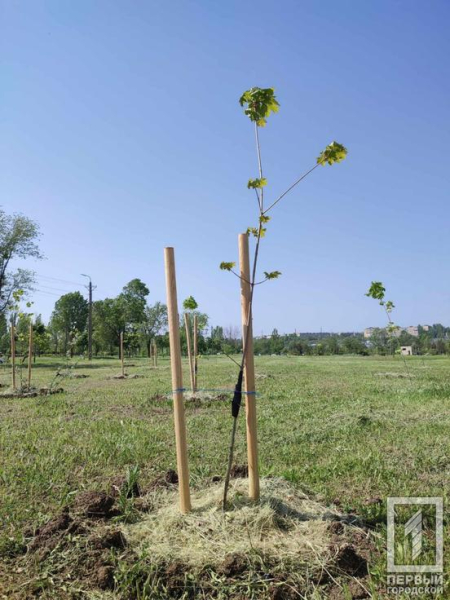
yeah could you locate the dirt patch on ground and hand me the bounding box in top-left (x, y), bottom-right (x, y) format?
top-left (110, 475), bottom-right (141, 498)
top-left (73, 491), bottom-right (115, 518)
top-left (217, 553), bottom-right (249, 577)
top-left (6, 476), bottom-right (381, 599)
top-left (0, 386), bottom-right (64, 399)
top-left (89, 529), bottom-right (127, 551)
top-left (28, 509), bottom-right (75, 553)
top-left (334, 543), bottom-right (368, 576)
top-left (184, 391), bottom-right (229, 406)
top-left (148, 469), bottom-right (179, 490)
top-left (230, 463), bottom-right (248, 478)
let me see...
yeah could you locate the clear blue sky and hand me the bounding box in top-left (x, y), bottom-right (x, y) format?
top-left (2, 0), bottom-right (449, 334)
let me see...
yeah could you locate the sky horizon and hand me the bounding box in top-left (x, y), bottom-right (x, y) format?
top-left (2, 1), bottom-right (449, 334)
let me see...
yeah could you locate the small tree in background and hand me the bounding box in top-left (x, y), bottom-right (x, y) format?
top-left (365, 281), bottom-right (399, 356)
top-left (141, 301), bottom-right (168, 358)
top-left (183, 296), bottom-right (199, 392)
top-left (366, 281), bottom-right (412, 377)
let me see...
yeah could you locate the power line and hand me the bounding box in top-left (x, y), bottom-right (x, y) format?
top-left (36, 284), bottom-right (80, 294)
top-left (35, 274), bottom-right (85, 287)
top-left (33, 289), bottom-right (62, 297)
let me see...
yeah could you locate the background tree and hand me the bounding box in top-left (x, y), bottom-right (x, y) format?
top-left (0, 209), bottom-right (42, 314)
top-left (49, 292), bottom-right (88, 355)
top-left (141, 301), bottom-right (168, 357)
top-left (92, 298), bottom-right (125, 356)
top-left (32, 315), bottom-right (51, 357)
top-left (91, 279), bottom-right (149, 356)
top-left (120, 279), bottom-right (150, 326)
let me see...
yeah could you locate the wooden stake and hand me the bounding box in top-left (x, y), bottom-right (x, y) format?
top-left (193, 315), bottom-right (198, 392)
top-left (120, 331), bottom-right (125, 377)
top-left (164, 247), bottom-right (191, 513)
top-left (28, 322), bottom-right (33, 388)
top-left (10, 324), bottom-right (16, 390)
top-left (184, 313), bottom-right (195, 393)
top-left (239, 233), bottom-right (260, 501)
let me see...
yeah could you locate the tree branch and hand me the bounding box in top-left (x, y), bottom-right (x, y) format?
top-left (263, 161), bottom-right (322, 215)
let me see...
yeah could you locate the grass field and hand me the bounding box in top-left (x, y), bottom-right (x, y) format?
top-left (0, 354), bottom-right (449, 598)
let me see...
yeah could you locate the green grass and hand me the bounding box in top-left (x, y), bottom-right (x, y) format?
top-left (1, 354), bottom-right (449, 597)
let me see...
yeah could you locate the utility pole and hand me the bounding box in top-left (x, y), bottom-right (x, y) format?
top-left (81, 274), bottom-right (95, 360)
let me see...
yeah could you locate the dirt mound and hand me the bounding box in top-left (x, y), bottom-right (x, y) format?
top-left (334, 544), bottom-right (368, 576)
top-left (149, 469), bottom-right (179, 490)
top-left (89, 529), bottom-right (127, 550)
top-left (217, 553), bottom-right (248, 576)
top-left (39, 387), bottom-right (64, 395)
top-left (73, 491), bottom-right (115, 518)
top-left (230, 463), bottom-right (248, 478)
top-left (110, 475), bottom-right (141, 498)
top-left (28, 510), bottom-right (72, 552)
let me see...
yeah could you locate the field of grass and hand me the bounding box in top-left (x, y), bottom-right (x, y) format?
top-left (0, 354), bottom-right (449, 598)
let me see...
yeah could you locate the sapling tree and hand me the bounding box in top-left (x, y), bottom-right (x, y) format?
top-left (8, 289), bottom-right (33, 390)
top-left (365, 281), bottom-right (400, 356)
top-left (221, 87), bottom-right (347, 504)
top-left (365, 281), bottom-right (411, 375)
top-left (183, 296), bottom-right (199, 392)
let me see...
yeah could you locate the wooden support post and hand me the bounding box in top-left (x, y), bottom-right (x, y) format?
top-left (154, 341), bottom-right (158, 366)
top-left (193, 315), bottom-right (198, 393)
top-left (238, 233), bottom-right (260, 501)
top-left (120, 332), bottom-right (125, 377)
top-left (164, 247), bottom-right (191, 513)
top-left (28, 322), bottom-right (33, 388)
top-left (10, 324), bottom-right (16, 391)
top-left (184, 313), bottom-right (195, 393)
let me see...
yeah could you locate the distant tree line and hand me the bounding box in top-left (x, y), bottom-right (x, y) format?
top-left (2, 301), bottom-right (450, 359)
top-left (2, 208), bottom-right (448, 359)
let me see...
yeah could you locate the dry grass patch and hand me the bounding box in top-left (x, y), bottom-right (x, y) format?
top-left (126, 477), bottom-right (335, 567)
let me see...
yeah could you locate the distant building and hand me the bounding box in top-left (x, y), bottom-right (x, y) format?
top-left (406, 326), bottom-right (419, 337)
top-left (422, 325), bottom-right (430, 332)
top-left (401, 345), bottom-right (413, 356)
top-left (364, 325), bottom-right (420, 338)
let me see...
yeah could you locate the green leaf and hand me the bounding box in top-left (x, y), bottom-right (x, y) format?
top-left (317, 141), bottom-right (348, 166)
top-left (239, 87), bottom-right (280, 126)
top-left (220, 262), bottom-right (236, 271)
top-left (247, 177), bottom-right (267, 189)
top-left (387, 323), bottom-right (399, 335)
top-left (264, 271), bottom-right (282, 280)
top-left (385, 300), bottom-right (395, 313)
top-left (259, 215), bottom-right (270, 224)
top-left (183, 296), bottom-right (198, 311)
top-left (365, 281), bottom-right (385, 302)
top-left (246, 227), bottom-right (267, 238)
